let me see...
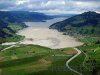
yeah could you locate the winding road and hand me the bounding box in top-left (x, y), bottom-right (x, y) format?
top-left (81, 49), bottom-right (88, 70)
top-left (1, 43), bottom-right (84, 75)
top-left (1, 42), bottom-right (20, 51)
top-left (66, 48), bottom-right (84, 75)
top-left (1, 45), bottom-right (16, 51)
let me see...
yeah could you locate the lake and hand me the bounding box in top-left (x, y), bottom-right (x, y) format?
top-left (17, 17), bottom-right (83, 49)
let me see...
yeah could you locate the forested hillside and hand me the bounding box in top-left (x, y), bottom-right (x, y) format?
top-left (49, 11), bottom-right (100, 36)
top-left (0, 11), bottom-right (52, 43)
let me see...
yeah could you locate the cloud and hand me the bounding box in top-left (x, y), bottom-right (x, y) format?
top-left (0, 0), bottom-right (100, 14)
top-left (74, 0), bottom-right (100, 2)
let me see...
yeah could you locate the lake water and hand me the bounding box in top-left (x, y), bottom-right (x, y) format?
top-left (17, 17), bottom-right (83, 49)
top-left (2, 17), bottom-right (83, 49)
top-left (24, 17), bottom-right (66, 28)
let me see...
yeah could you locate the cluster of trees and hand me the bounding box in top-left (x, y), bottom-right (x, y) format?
top-left (95, 40), bottom-right (100, 44)
top-left (86, 57), bottom-right (100, 75)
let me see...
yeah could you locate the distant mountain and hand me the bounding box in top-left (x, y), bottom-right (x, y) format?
top-left (52, 14), bottom-right (77, 18)
top-left (0, 11), bottom-right (53, 22)
top-left (0, 11), bottom-right (53, 43)
top-left (49, 11), bottom-right (100, 36)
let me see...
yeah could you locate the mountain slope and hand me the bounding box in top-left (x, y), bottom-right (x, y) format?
top-left (0, 11), bottom-right (52, 43)
top-left (0, 11), bottom-right (52, 22)
top-left (49, 11), bottom-right (100, 36)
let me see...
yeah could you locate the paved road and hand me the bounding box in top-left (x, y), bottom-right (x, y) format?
top-left (1, 43), bottom-right (84, 75)
top-left (1, 45), bottom-right (16, 51)
top-left (66, 48), bottom-right (84, 75)
top-left (1, 42), bottom-right (20, 51)
top-left (81, 49), bottom-right (88, 70)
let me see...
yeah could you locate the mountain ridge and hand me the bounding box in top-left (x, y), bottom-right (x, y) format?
top-left (49, 11), bottom-right (100, 36)
top-left (0, 11), bottom-right (52, 43)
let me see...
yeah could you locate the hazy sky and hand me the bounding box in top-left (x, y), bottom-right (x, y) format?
top-left (0, 0), bottom-right (100, 14)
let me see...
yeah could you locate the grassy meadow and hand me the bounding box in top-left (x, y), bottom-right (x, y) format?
top-left (0, 36), bottom-right (100, 75)
top-left (0, 44), bottom-right (78, 75)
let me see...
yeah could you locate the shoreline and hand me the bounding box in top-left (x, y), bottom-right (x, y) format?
top-left (1, 18), bottom-right (83, 49)
top-left (2, 27), bottom-right (83, 49)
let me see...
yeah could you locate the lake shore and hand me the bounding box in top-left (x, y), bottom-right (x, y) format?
top-left (2, 18), bottom-right (83, 49)
top-left (17, 27), bottom-right (83, 49)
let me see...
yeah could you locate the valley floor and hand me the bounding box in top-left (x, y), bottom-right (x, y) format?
top-left (0, 18), bottom-right (100, 75)
top-left (0, 36), bottom-right (100, 75)
top-left (0, 44), bottom-right (78, 75)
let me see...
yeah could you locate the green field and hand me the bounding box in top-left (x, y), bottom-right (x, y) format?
top-left (65, 36), bottom-right (100, 75)
top-left (0, 36), bottom-right (100, 75)
top-left (0, 44), bottom-right (78, 75)
top-left (79, 44), bottom-right (100, 75)
top-left (5, 35), bottom-right (24, 42)
top-left (78, 36), bottom-right (100, 75)
top-left (79, 36), bottom-right (100, 45)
